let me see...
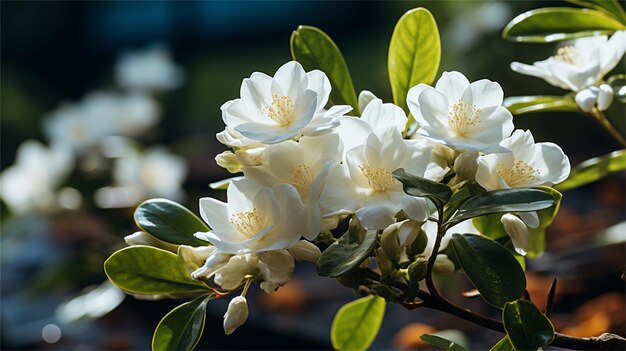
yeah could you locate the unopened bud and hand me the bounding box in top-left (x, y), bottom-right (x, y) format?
top-left (124, 231), bottom-right (178, 252)
top-left (223, 296), bottom-right (249, 335)
top-left (501, 214), bottom-right (529, 256)
top-left (215, 151), bottom-right (242, 173)
top-left (288, 240), bottom-right (321, 262)
top-left (408, 256), bottom-right (429, 281)
top-left (235, 147), bottom-right (264, 167)
top-left (454, 150), bottom-right (479, 181)
top-left (397, 220), bottom-right (423, 247)
top-left (433, 254), bottom-right (455, 274)
top-left (381, 222), bottom-right (402, 261)
top-left (575, 87), bottom-right (598, 113)
top-left (349, 216), bottom-right (366, 243)
top-left (597, 84), bottom-right (614, 111)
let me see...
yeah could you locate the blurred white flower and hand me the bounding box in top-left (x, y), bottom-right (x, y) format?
top-left (475, 129), bottom-right (570, 190)
top-left (223, 296), bottom-right (249, 335)
top-left (195, 179), bottom-right (305, 254)
top-left (407, 71), bottom-right (514, 152)
top-left (115, 45), bottom-right (185, 92)
top-left (112, 147), bottom-right (186, 202)
top-left (220, 61), bottom-right (348, 145)
top-left (511, 31), bottom-right (626, 92)
top-left (0, 140), bottom-right (73, 214)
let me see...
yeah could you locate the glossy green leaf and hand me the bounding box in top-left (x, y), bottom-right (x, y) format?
top-left (388, 7), bottom-right (441, 112)
top-left (566, 0), bottom-right (626, 23)
top-left (447, 189), bottom-right (555, 227)
top-left (104, 246), bottom-right (209, 295)
top-left (331, 295), bottom-right (386, 351)
top-left (504, 95), bottom-right (580, 115)
top-left (443, 183), bottom-right (484, 223)
top-left (503, 300), bottom-right (555, 351)
top-left (490, 336), bottom-right (515, 351)
top-left (502, 7), bottom-right (625, 43)
top-left (527, 187), bottom-right (562, 258)
top-left (555, 149), bottom-right (626, 192)
top-left (135, 199), bottom-right (209, 247)
top-left (451, 234), bottom-right (526, 308)
top-left (473, 214), bottom-right (507, 241)
top-left (317, 230), bottom-right (377, 277)
top-left (153, 295), bottom-right (212, 351)
top-left (420, 334), bottom-right (469, 351)
top-left (291, 26), bottom-right (359, 113)
top-left (393, 168), bottom-right (452, 206)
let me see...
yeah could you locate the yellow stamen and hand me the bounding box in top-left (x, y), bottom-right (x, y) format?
top-left (289, 164), bottom-right (313, 198)
top-left (262, 94), bottom-right (295, 126)
top-left (230, 208), bottom-right (264, 238)
top-left (449, 98), bottom-right (481, 137)
top-left (359, 164), bottom-right (396, 192)
top-left (497, 160), bottom-right (540, 186)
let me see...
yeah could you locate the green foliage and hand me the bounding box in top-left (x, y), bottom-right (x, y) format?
top-left (443, 183), bottom-right (484, 223)
top-left (331, 295), bottom-right (386, 351)
top-left (317, 230), bottom-right (378, 277)
top-left (388, 7), bottom-right (441, 112)
top-left (405, 256), bottom-right (428, 301)
top-left (420, 334), bottom-right (469, 351)
top-left (104, 246), bottom-right (209, 295)
top-left (135, 199), bottom-right (209, 247)
top-left (290, 26), bottom-right (359, 114)
top-left (450, 234), bottom-right (526, 308)
top-left (555, 149), bottom-right (626, 192)
top-left (527, 187), bottom-right (562, 258)
top-left (153, 295), bottom-right (212, 351)
top-left (503, 300), bottom-right (555, 350)
top-left (490, 336), bottom-right (514, 351)
top-left (566, 0), bottom-right (626, 23)
top-left (446, 189), bottom-right (555, 227)
top-left (504, 96), bottom-right (580, 115)
top-left (502, 7), bottom-right (625, 43)
top-left (393, 168), bottom-right (452, 206)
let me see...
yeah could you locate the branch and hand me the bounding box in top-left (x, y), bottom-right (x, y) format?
top-left (590, 109), bottom-right (626, 147)
top-left (424, 206), bottom-right (445, 299)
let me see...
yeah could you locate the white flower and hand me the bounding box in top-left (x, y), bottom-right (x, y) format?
top-left (321, 125), bottom-right (446, 231)
top-left (115, 45), bottom-right (184, 92)
top-left (220, 61), bottom-right (348, 144)
top-left (575, 84), bottom-right (614, 112)
top-left (243, 133), bottom-right (342, 237)
top-left (475, 129), bottom-right (570, 190)
top-left (212, 251), bottom-right (295, 293)
top-left (422, 219), bottom-right (480, 258)
top-left (407, 71), bottom-right (514, 152)
top-left (223, 296), bottom-right (249, 335)
top-left (112, 147), bottom-right (186, 201)
top-left (501, 214), bottom-right (529, 255)
top-left (511, 31), bottom-right (626, 92)
top-left (195, 179), bottom-right (305, 254)
top-left (0, 140), bottom-right (73, 214)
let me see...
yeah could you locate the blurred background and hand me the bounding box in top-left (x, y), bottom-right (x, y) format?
top-left (1, 1), bottom-right (624, 350)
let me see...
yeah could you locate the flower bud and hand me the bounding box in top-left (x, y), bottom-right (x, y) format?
top-left (433, 254), bottom-right (455, 274)
top-left (223, 296), bottom-right (249, 335)
top-left (597, 84), bottom-right (614, 111)
top-left (358, 90), bottom-right (377, 112)
top-left (288, 240), bottom-right (321, 262)
top-left (453, 150), bottom-right (479, 181)
top-left (397, 220), bottom-right (423, 247)
top-left (124, 231), bottom-right (178, 252)
top-left (380, 222), bottom-right (402, 261)
top-left (349, 216), bottom-right (366, 243)
top-left (575, 87), bottom-right (598, 113)
top-left (235, 147), bottom-right (264, 167)
top-left (215, 151), bottom-right (242, 173)
top-left (501, 214), bottom-right (529, 256)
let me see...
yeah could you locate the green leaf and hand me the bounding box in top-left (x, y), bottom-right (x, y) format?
top-left (135, 199), bottom-right (209, 247)
top-left (393, 168), bottom-right (452, 206)
top-left (566, 0), bottom-right (626, 24)
top-left (152, 295), bottom-right (212, 351)
top-left (331, 295), bottom-right (386, 351)
top-left (447, 189), bottom-right (555, 227)
top-left (317, 230), bottom-right (377, 277)
top-left (555, 149), bottom-right (626, 192)
top-left (443, 183), bottom-right (484, 223)
top-left (388, 7), bottom-right (441, 112)
top-left (503, 300), bottom-right (555, 351)
top-left (502, 7), bottom-right (625, 43)
top-left (527, 187), bottom-right (562, 258)
top-left (490, 336), bottom-right (515, 351)
top-left (104, 246), bottom-right (209, 295)
top-left (290, 26), bottom-right (359, 113)
top-left (420, 334), bottom-right (469, 351)
top-left (472, 214), bottom-right (507, 241)
top-left (450, 234), bottom-right (526, 308)
top-left (504, 95), bottom-right (580, 115)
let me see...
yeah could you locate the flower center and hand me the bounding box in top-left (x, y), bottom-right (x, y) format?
top-left (554, 46), bottom-right (581, 66)
top-left (263, 94), bottom-right (296, 127)
top-left (359, 164), bottom-right (396, 192)
top-left (449, 98), bottom-right (481, 137)
top-left (289, 164), bottom-right (313, 199)
top-left (230, 208), bottom-right (264, 238)
top-left (497, 160), bottom-right (540, 186)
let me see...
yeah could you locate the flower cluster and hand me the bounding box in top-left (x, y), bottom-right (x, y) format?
top-left (191, 61), bottom-right (571, 334)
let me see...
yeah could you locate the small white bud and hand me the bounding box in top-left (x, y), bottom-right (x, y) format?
top-left (397, 220), bottom-right (423, 247)
top-left (358, 90), bottom-right (377, 112)
top-left (223, 296), bottom-right (249, 335)
top-left (380, 222), bottom-right (402, 261)
top-left (235, 147), bottom-right (264, 167)
top-left (215, 151), bottom-right (242, 173)
top-left (433, 254), bottom-right (455, 274)
top-left (575, 87), bottom-right (598, 113)
top-left (287, 240), bottom-right (321, 262)
top-left (453, 150), bottom-right (479, 181)
top-left (518, 211), bottom-right (540, 229)
top-left (124, 231), bottom-right (177, 252)
top-left (597, 84), bottom-right (614, 111)
top-left (191, 250), bottom-right (230, 279)
top-left (501, 214), bottom-right (529, 256)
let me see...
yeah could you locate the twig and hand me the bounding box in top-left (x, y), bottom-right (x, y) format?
top-left (590, 109), bottom-right (626, 147)
top-left (424, 207), bottom-right (445, 299)
top-left (545, 277), bottom-right (557, 317)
